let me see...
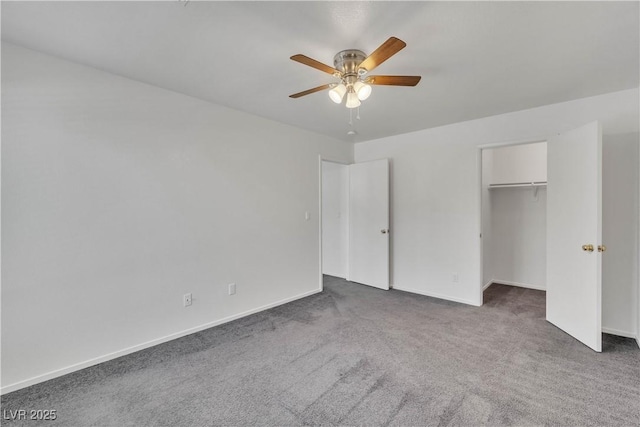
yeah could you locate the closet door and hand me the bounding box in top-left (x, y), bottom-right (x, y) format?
top-left (348, 159), bottom-right (389, 290)
top-left (546, 121), bottom-right (602, 352)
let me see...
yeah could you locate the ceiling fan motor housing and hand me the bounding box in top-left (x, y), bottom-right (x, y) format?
top-left (333, 49), bottom-right (367, 84)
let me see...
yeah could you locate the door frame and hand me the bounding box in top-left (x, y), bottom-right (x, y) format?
top-left (476, 138), bottom-right (548, 305)
top-left (318, 156), bottom-right (350, 292)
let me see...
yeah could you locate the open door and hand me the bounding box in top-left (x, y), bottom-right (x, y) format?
top-left (348, 159), bottom-right (389, 290)
top-left (547, 121), bottom-right (602, 352)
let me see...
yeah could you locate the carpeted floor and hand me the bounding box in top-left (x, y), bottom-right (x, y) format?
top-left (2, 277), bottom-right (639, 426)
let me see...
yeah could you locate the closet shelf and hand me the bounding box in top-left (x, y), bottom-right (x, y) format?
top-left (488, 182), bottom-right (547, 190)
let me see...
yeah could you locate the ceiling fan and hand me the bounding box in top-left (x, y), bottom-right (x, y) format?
top-left (289, 37), bottom-right (421, 109)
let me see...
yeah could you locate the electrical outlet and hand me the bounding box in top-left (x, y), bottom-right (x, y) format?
top-left (183, 293), bottom-right (192, 307)
top-left (452, 273), bottom-right (459, 283)
top-left (228, 283), bottom-right (236, 295)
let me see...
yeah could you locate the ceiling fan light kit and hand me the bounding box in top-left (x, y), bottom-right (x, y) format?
top-left (353, 81), bottom-right (372, 101)
top-left (328, 83), bottom-right (347, 103)
top-left (290, 36), bottom-right (421, 112)
top-left (345, 88), bottom-right (361, 109)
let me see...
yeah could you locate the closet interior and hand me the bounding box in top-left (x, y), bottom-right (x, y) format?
top-left (482, 142), bottom-right (548, 296)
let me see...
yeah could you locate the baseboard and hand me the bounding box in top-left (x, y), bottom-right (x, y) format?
top-left (1, 288), bottom-right (321, 395)
top-left (483, 281), bottom-right (493, 291)
top-left (491, 279), bottom-right (546, 291)
top-left (322, 272), bottom-right (346, 280)
top-left (636, 337), bottom-right (640, 349)
top-left (601, 327), bottom-right (637, 339)
top-left (392, 285), bottom-right (481, 307)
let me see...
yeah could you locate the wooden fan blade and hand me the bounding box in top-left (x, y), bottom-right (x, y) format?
top-left (290, 54), bottom-right (339, 75)
top-left (359, 37), bottom-right (407, 73)
top-left (366, 75), bottom-right (421, 86)
top-left (289, 84), bottom-right (333, 98)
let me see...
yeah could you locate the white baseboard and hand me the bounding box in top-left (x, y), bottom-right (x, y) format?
top-left (490, 279), bottom-right (546, 291)
top-left (1, 288), bottom-right (321, 395)
top-left (483, 281), bottom-right (493, 291)
top-left (601, 327), bottom-right (637, 339)
top-left (637, 337), bottom-right (640, 350)
top-left (392, 285), bottom-right (481, 307)
top-left (322, 272), bottom-right (346, 280)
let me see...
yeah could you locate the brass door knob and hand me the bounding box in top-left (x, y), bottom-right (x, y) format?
top-left (598, 245), bottom-right (606, 252)
top-left (582, 244), bottom-right (594, 252)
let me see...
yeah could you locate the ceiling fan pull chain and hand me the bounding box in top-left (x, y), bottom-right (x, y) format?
top-left (349, 108), bottom-right (353, 126)
top-left (356, 106), bottom-right (361, 120)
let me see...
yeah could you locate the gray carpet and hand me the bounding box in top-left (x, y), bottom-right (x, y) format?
top-left (2, 277), bottom-right (639, 426)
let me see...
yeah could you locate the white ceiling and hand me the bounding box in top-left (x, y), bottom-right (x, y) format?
top-left (2, 1), bottom-right (638, 143)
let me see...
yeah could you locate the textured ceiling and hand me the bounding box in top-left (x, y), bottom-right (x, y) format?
top-left (2, 1), bottom-right (638, 142)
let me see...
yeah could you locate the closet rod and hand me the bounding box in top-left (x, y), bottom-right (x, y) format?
top-left (488, 182), bottom-right (547, 189)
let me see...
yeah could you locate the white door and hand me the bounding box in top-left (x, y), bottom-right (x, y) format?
top-left (348, 159), bottom-right (389, 290)
top-left (547, 121), bottom-right (602, 352)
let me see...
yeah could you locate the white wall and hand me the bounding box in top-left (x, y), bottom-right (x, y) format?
top-left (1, 43), bottom-right (352, 392)
top-left (487, 187), bottom-right (547, 290)
top-left (483, 142), bottom-right (547, 290)
top-left (489, 142), bottom-right (547, 185)
top-left (354, 89), bottom-right (639, 337)
top-left (321, 161), bottom-right (348, 278)
top-left (601, 133), bottom-right (638, 337)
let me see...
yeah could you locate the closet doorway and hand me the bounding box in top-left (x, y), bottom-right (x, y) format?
top-left (481, 141), bottom-right (548, 295)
